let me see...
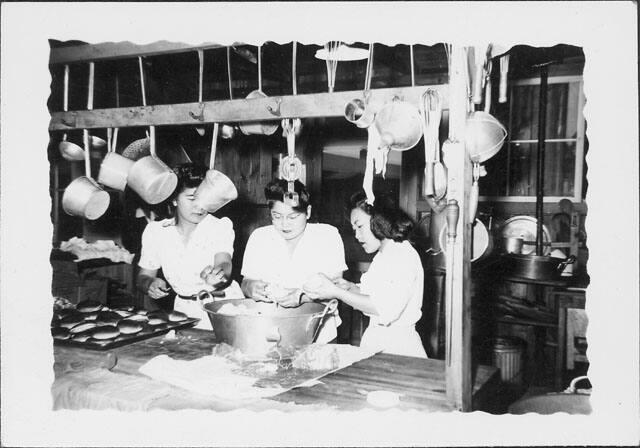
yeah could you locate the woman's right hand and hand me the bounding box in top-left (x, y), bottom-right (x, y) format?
top-left (303, 273), bottom-right (341, 300)
top-left (147, 278), bottom-right (170, 299)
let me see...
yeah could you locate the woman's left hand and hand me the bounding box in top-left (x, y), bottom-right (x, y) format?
top-left (200, 265), bottom-right (227, 288)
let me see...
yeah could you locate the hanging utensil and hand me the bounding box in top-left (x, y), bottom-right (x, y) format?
top-left (127, 57), bottom-right (178, 205)
top-left (444, 199), bottom-right (459, 367)
top-left (359, 44), bottom-right (380, 205)
top-left (430, 91), bottom-right (447, 201)
top-left (61, 62), bottom-right (111, 220)
top-left (499, 54), bottom-right (510, 103)
top-left (194, 49), bottom-right (206, 136)
top-left (58, 65), bottom-right (86, 161)
top-left (193, 123), bottom-right (238, 213)
top-left (375, 47), bottom-right (423, 158)
top-left (97, 75), bottom-right (134, 191)
top-left (239, 44), bottom-right (279, 136)
top-left (471, 44), bottom-right (487, 105)
top-left (438, 43), bottom-right (460, 205)
top-left (280, 118), bottom-right (303, 207)
top-left (122, 57), bottom-right (152, 161)
top-left (468, 162), bottom-right (481, 223)
top-left (324, 41), bottom-right (340, 93)
top-left (421, 89), bottom-right (436, 197)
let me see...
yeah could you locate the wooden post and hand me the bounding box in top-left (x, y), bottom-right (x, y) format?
top-left (444, 45), bottom-right (473, 411)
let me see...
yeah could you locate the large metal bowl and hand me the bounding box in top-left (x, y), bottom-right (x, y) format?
top-left (202, 299), bottom-right (328, 355)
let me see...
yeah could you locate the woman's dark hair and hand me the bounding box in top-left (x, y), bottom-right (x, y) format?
top-left (264, 179), bottom-right (310, 213)
top-left (171, 163), bottom-right (208, 199)
top-left (349, 190), bottom-right (414, 242)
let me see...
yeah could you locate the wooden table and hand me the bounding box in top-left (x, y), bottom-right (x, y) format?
top-left (52, 329), bottom-right (499, 412)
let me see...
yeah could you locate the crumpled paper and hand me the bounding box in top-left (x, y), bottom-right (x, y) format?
top-left (59, 237), bottom-right (135, 264)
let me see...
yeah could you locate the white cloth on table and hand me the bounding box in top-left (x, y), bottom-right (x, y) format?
top-left (139, 215), bottom-right (235, 297)
top-left (241, 223), bottom-right (347, 343)
top-left (359, 240), bottom-right (427, 358)
top-left (139, 354), bottom-right (283, 400)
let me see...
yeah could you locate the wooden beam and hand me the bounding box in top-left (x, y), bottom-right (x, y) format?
top-left (444, 45), bottom-right (473, 411)
top-left (49, 85), bottom-right (448, 131)
top-left (49, 41), bottom-right (233, 65)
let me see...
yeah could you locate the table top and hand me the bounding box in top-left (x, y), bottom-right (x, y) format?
top-left (53, 329), bottom-right (499, 412)
top-left (269, 352), bottom-right (498, 412)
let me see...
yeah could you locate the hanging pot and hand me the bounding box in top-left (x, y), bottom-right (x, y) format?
top-left (374, 98), bottom-right (423, 151)
top-left (504, 253), bottom-right (576, 281)
top-left (127, 128), bottom-right (178, 205)
top-left (62, 175), bottom-right (111, 220)
top-left (98, 129), bottom-right (134, 191)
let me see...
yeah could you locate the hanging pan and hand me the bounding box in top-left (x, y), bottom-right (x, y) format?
top-left (62, 62), bottom-right (111, 220)
top-left (193, 123), bottom-right (238, 213)
top-left (127, 57), bottom-right (178, 205)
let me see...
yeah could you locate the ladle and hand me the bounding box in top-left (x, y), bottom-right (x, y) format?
top-left (58, 65), bottom-right (85, 161)
top-left (239, 44), bottom-right (279, 136)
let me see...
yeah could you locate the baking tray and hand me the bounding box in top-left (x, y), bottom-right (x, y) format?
top-left (53, 318), bottom-right (200, 351)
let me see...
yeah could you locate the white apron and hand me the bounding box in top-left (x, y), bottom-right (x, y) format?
top-left (360, 323), bottom-right (428, 359)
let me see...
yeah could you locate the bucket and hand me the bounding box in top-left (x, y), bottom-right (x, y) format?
top-left (127, 155), bottom-right (178, 205)
top-left (491, 336), bottom-right (525, 389)
top-left (193, 169), bottom-right (238, 213)
top-left (98, 152), bottom-right (135, 191)
top-left (62, 176), bottom-right (111, 220)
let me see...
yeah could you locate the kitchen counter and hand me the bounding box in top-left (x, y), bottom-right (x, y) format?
top-left (52, 328), bottom-right (499, 412)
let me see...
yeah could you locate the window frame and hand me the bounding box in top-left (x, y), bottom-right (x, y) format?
top-left (479, 75), bottom-right (586, 203)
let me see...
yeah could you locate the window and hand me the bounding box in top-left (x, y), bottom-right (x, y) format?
top-left (480, 76), bottom-right (586, 202)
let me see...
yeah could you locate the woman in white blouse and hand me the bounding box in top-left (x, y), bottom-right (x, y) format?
top-left (137, 163), bottom-right (243, 329)
top-left (241, 179), bottom-right (347, 343)
top-left (303, 191), bottom-right (427, 358)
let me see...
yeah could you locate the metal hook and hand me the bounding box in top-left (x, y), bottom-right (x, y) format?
top-left (189, 104), bottom-right (205, 122)
top-left (266, 97), bottom-right (282, 116)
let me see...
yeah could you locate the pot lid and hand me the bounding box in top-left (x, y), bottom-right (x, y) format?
top-left (501, 216), bottom-right (551, 255)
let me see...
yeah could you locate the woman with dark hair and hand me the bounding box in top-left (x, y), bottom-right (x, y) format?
top-left (241, 179), bottom-right (346, 343)
top-left (136, 163), bottom-right (243, 329)
top-left (303, 190), bottom-right (427, 358)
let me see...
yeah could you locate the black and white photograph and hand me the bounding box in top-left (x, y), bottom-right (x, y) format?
top-left (1, 2), bottom-right (638, 446)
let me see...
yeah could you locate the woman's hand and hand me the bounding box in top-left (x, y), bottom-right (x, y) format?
top-left (147, 278), bottom-right (170, 299)
top-left (200, 265), bottom-right (227, 288)
top-left (334, 278), bottom-right (358, 292)
top-left (242, 278), bottom-right (270, 302)
top-left (303, 273), bottom-right (340, 300)
top-left (272, 289), bottom-right (303, 308)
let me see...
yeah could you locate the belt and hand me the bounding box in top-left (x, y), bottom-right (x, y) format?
top-left (177, 290), bottom-right (226, 301)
